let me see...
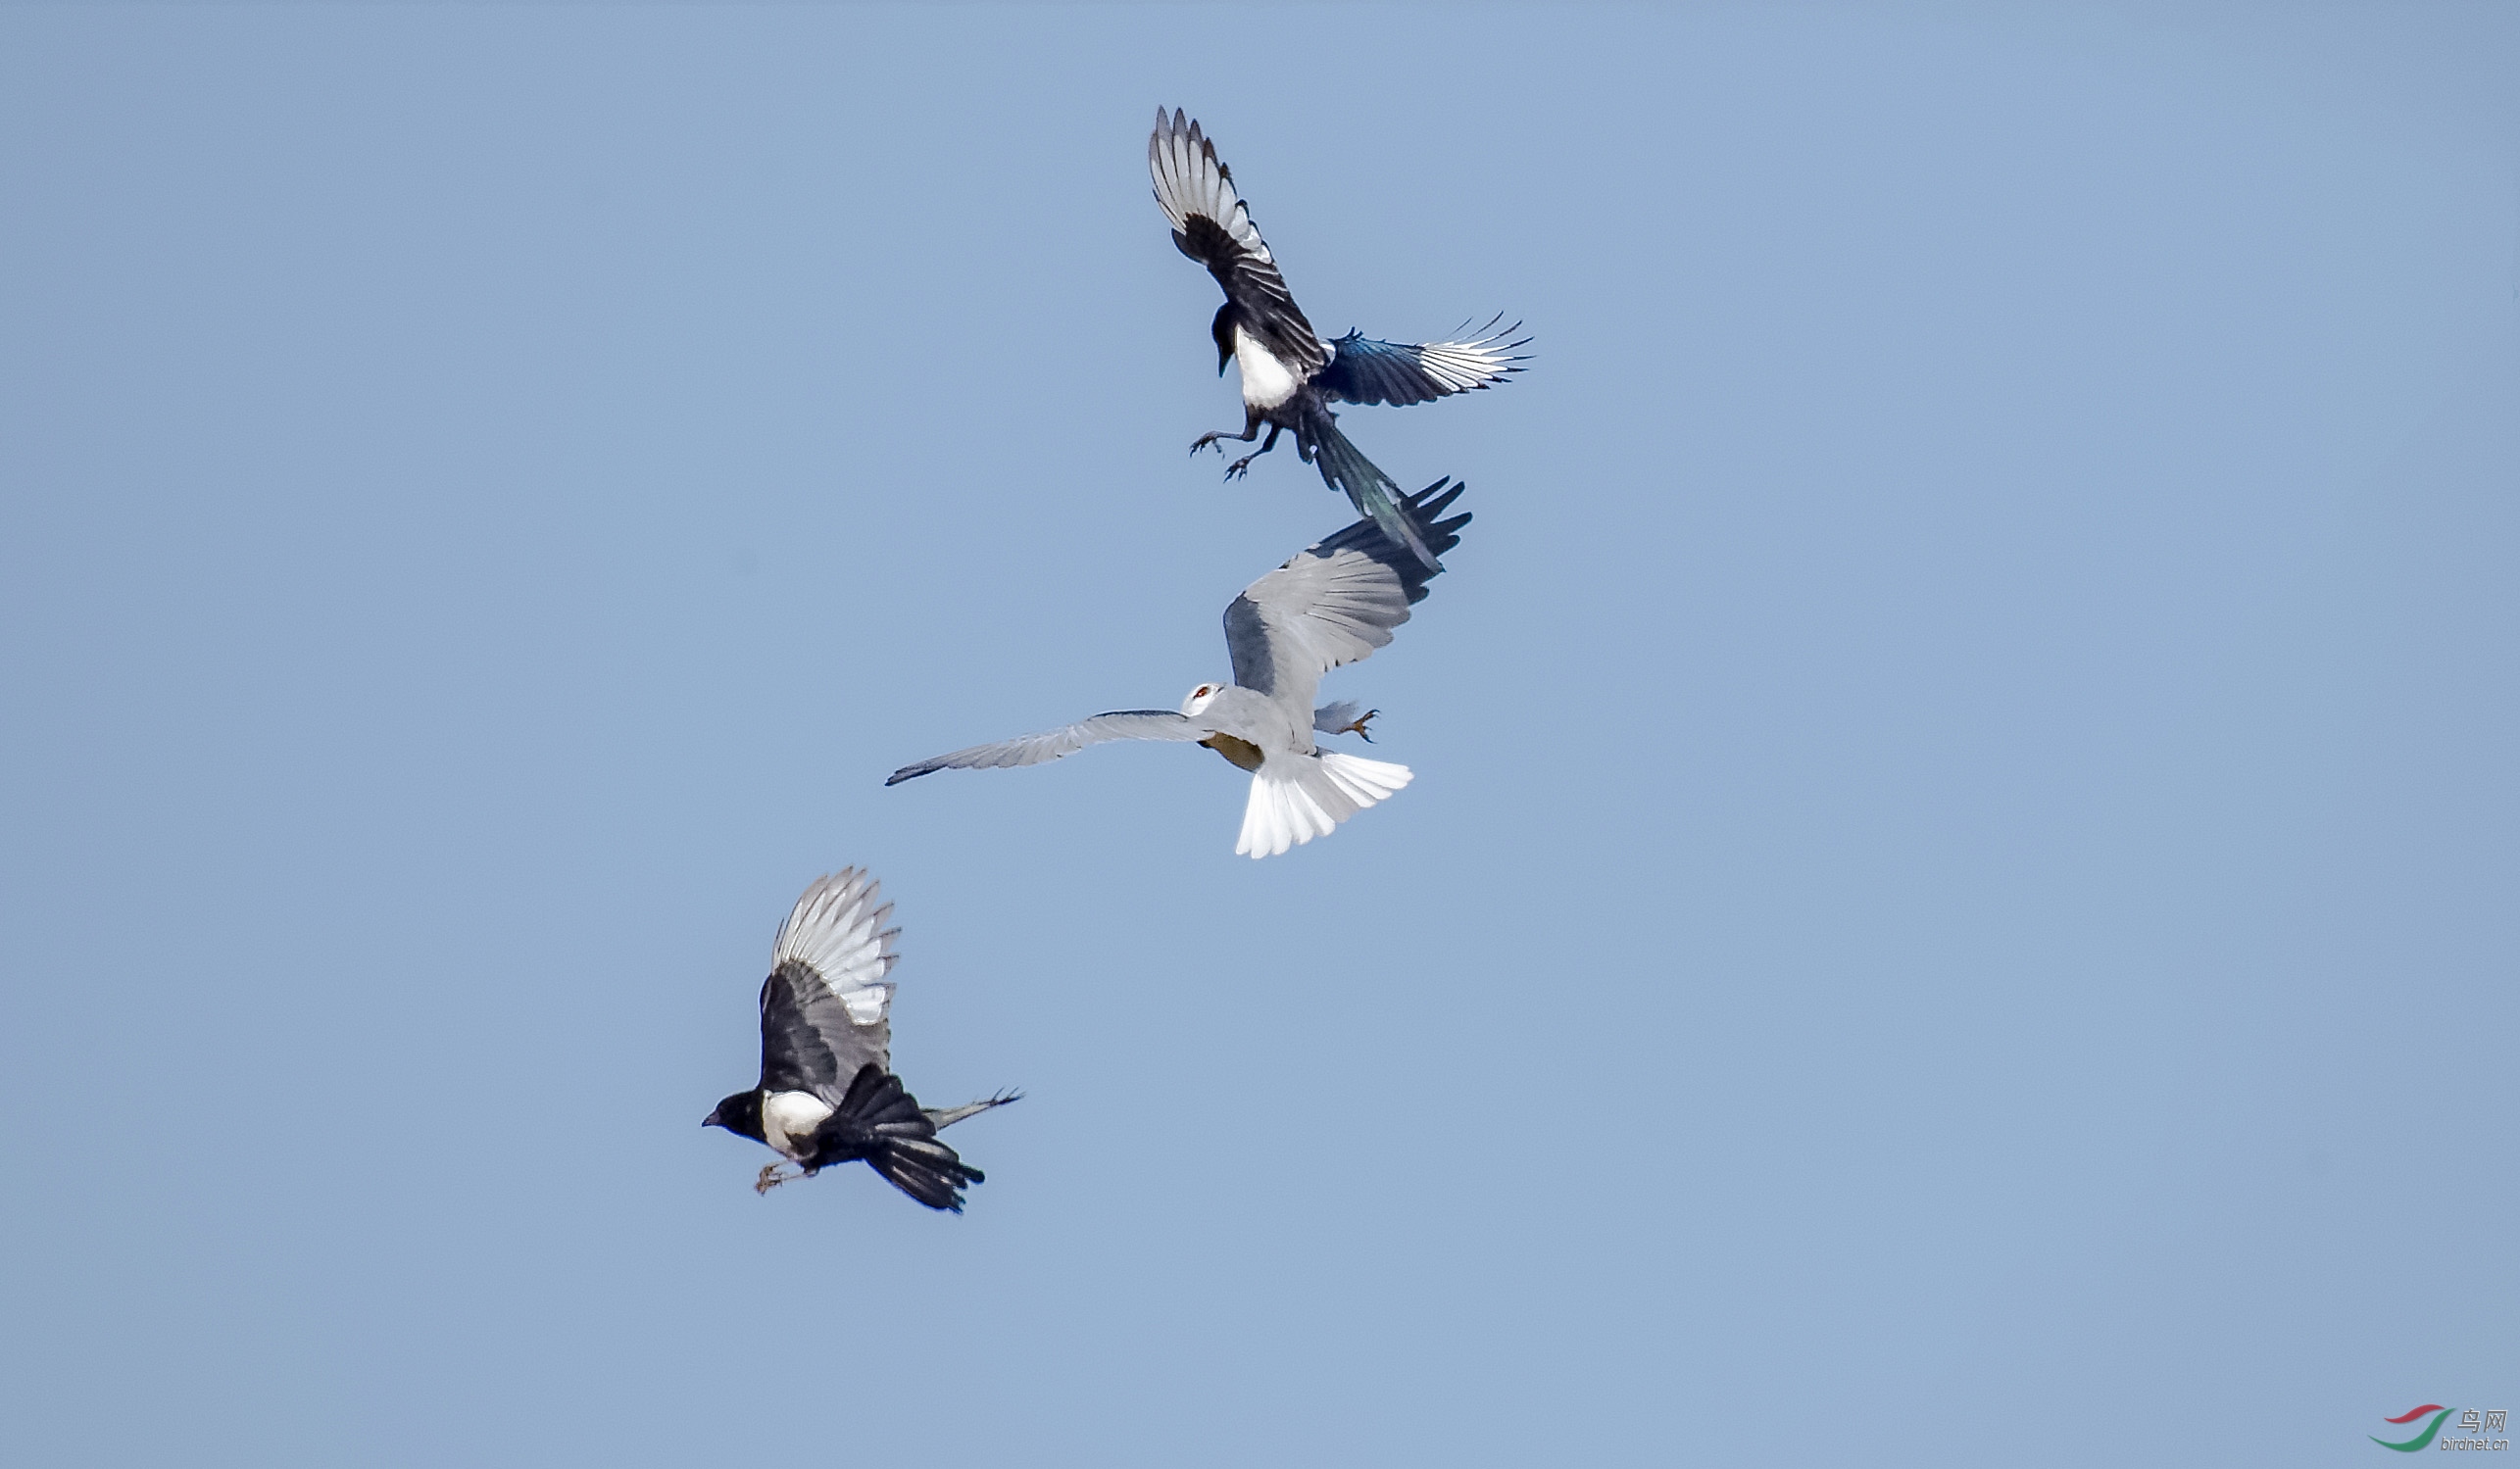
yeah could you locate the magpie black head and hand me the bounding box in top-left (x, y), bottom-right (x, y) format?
top-left (703, 1090), bottom-right (764, 1143)
top-left (1211, 301), bottom-right (1236, 375)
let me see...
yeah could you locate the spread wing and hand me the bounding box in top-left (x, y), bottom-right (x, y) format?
top-left (885, 710), bottom-right (1210, 785)
top-left (1223, 479), bottom-right (1471, 722)
top-left (757, 869), bottom-right (896, 1099)
top-left (1150, 107), bottom-right (1327, 375)
top-left (1317, 318), bottom-right (1531, 407)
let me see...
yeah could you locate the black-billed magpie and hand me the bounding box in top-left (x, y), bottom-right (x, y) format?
top-left (703, 869), bottom-right (1015, 1212)
top-left (1151, 107), bottom-right (1527, 569)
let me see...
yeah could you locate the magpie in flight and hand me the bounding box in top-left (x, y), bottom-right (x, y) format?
top-left (704, 869), bottom-right (1015, 1211)
top-left (1151, 107), bottom-right (1526, 570)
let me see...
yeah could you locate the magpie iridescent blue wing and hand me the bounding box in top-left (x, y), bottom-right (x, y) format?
top-left (1150, 108), bottom-right (1328, 375)
top-left (756, 870), bottom-right (896, 1101)
top-left (885, 710), bottom-right (1209, 784)
top-left (1222, 478), bottom-right (1471, 721)
top-left (1316, 319), bottom-right (1532, 407)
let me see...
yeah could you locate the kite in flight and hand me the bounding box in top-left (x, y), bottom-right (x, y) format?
top-left (888, 479), bottom-right (1471, 858)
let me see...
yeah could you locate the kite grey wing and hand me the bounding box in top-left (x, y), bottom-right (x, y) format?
top-left (758, 870), bottom-right (898, 1099)
top-left (1149, 108), bottom-right (1328, 374)
top-left (1224, 479), bottom-right (1471, 716)
top-left (1316, 320), bottom-right (1532, 407)
top-left (885, 710), bottom-right (1208, 785)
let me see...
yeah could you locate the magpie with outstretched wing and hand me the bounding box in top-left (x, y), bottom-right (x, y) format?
top-left (1151, 107), bottom-right (1527, 570)
top-left (888, 479), bottom-right (1470, 858)
top-left (703, 869), bottom-right (1016, 1211)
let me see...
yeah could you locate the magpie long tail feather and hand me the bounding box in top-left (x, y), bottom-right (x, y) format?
top-left (926, 1091), bottom-right (1022, 1130)
top-left (1306, 419), bottom-right (1440, 570)
top-left (871, 1144), bottom-right (984, 1212)
top-left (814, 1064), bottom-right (993, 1211)
top-left (834, 1065), bottom-right (928, 1129)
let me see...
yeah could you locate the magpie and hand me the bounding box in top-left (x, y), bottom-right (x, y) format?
top-left (1151, 107), bottom-right (1527, 570)
top-left (703, 869), bottom-right (1015, 1212)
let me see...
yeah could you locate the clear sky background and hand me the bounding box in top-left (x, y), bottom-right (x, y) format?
top-left (3, 4), bottom-right (2514, 1465)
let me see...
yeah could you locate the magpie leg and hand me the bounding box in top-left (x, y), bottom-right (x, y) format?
top-left (1223, 423), bottom-right (1284, 481)
top-left (755, 1163), bottom-right (797, 1195)
top-left (1190, 410), bottom-right (1265, 459)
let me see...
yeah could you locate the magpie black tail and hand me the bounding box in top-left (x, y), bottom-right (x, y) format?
top-left (1305, 418), bottom-right (1441, 570)
top-left (827, 1064), bottom-right (991, 1213)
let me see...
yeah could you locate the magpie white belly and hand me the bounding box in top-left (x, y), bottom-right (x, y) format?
top-left (761, 1090), bottom-right (834, 1159)
top-left (1233, 325), bottom-right (1302, 411)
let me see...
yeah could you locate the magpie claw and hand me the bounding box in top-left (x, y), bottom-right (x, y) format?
top-left (754, 1163), bottom-right (792, 1196)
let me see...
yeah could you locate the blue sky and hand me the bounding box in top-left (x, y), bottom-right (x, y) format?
top-left (2, 5), bottom-right (2514, 1465)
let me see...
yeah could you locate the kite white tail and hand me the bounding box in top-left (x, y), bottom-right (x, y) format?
top-left (1233, 751), bottom-right (1414, 859)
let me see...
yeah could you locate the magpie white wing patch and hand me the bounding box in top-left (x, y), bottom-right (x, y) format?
top-left (771, 868), bottom-right (898, 1026)
top-left (1150, 107), bottom-right (1327, 374)
top-left (1149, 106), bottom-right (1271, 263)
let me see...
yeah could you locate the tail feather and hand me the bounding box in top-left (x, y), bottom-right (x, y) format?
top-left (925, 1091), bottom-right (1021, 1131)
top-left (871, 1150), bottom-right (982, 1212)
top-left (1307, 419), bottom-right (1440, 570)
top-left (833, 1064), bottom-right (927, 1129)
top-left (883, 1135), bottom-right (964, 1165)
top-left (1234, 751), bottom-right (1413, 858)
top-left (819, 1064), bottom-right (991, 1212)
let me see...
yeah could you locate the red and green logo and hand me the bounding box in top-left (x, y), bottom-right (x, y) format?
top-left (2374, 1405), bottom-right (2451, 1452)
